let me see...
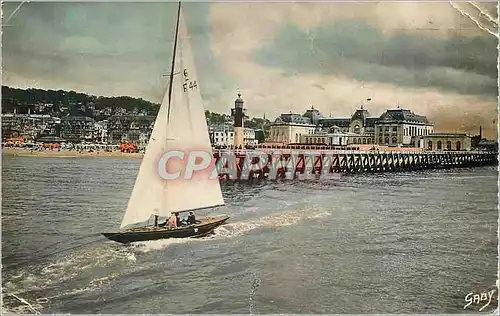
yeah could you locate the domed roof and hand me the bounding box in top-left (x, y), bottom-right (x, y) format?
top-left (275, 113), bottom-right (311, 124)
top-left (351, 108), bottom-right (370, 122)
top-left (235, 93), bottom-right (244, 103)
top-left (303, 105), bottom-right (323, 125)
top-left (378, 108), bottom-right (429, 123)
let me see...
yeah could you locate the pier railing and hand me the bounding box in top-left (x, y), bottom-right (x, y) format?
top-left (211, 149), bottom-right (497, 181)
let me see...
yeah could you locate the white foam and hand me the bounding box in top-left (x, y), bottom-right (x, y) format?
top-left (126, 252), bottom-right (137, 262)
top-left (3, 243), bottom-right (138, 311)
top-left (41, 272), bottom-right (121, 302)
top-left (307, 211), bottom-right (331, 219)
top-left (211, 208), bottom-right (332, 240)
top-left (131, 236), bottom-right (202, 253)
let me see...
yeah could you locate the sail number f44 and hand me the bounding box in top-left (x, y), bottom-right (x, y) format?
top-left (182, 69), bottom-right (197, 92)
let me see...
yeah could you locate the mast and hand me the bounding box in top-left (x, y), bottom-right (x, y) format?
top-left (167, 1), bottom-right (182, 121)
top-left (119, 0), bottom-right (225, 229)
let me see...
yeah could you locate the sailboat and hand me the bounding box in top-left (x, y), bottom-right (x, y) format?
top-left (102, 2), bottom-right (229, 244)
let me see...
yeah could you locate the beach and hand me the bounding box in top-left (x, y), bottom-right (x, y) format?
top-left (1, 147), bottom-right (143, 159)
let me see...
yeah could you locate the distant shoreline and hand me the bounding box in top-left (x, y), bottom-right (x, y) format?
top-left (2, 147), bottom-right (143, 159)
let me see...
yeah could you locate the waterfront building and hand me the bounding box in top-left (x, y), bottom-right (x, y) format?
top-left (107, 115), bottom-right (156, 145)
top-left (60, 116), bottom-right (95, 142)
top-left (93, 120), bottom-right (108, 144)
top-left (137, 131), bottom-right (151, 148)
top-left (317, 107), bottom-right (377, 145)
top-left (210, 125), bottom-right (234, 147)
top-left (2, 113), bottom-right (57, 140)
top-left (243, 128), bottom-right (257, 147)
top-left (267, 113), bottom-right (316, 144)
top-left (300, 127), bottom-right (351, 146)
top-left (269, 105), bottom-right (378, 146)
top-left (375, 108), bottom-right (434, 146)
top-left (209, 124), bottom-right (257, 147)
top-left (37, 116), bottom-right (61, 138)
top-left (416, 133), bottom-right (471, 151)
top-left (268, 104), bottom-right (433, 147)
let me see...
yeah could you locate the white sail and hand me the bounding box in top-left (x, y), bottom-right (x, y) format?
top-left (120, 6), bottom-right (224, 229)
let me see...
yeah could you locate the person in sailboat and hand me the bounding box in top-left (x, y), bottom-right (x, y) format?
top-left (175, 213), bottom-right (182, 226)
top-left (167, 213), bottom-right (178, 228)
top-left (187, 211), bottom-right (197, 225)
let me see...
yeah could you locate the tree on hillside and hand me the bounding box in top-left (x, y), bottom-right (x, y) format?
top-left (1, 86), bottom-right (160, 116)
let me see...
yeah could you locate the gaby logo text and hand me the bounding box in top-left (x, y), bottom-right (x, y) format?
top-left (464, 289), bottom-right (497, 311)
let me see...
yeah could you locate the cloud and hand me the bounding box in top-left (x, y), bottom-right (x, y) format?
top-left (253, 20), bottom-right (497, 95)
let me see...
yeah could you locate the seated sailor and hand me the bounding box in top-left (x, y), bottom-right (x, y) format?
top-left (187, 211), bottom-right (196, 225)
top-left (167, 213), bottom-right (178, 228)
top-left (175, 212), bottom-right (181, 226)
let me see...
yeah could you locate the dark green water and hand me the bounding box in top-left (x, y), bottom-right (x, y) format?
top-left (1, 155), bottom-right (497, 313)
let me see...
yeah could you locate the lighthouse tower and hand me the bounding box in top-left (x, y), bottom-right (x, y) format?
top-left (233, 93), bottom-right (244, 148)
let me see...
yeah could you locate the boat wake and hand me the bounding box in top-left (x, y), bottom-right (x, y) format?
top-left (2, 242), bottom-right (138, 314)
top-left (212, 208), bottom-right (331, 239)
top-left (131, 208), bottom-right (332, 253)
top-left (130, 236), bottom-right (202, 253)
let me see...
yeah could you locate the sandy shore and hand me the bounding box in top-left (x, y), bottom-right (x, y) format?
top-left (2, 147), bottom-right (143, 159)
top-left (3, 145), bottom-right (428, 158)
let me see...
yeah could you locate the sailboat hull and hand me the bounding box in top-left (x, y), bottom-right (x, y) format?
top-left (102, 216), bottom-right (230, 244)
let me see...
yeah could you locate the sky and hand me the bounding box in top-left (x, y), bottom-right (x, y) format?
top-left (2, 1), bottom-right (499, 138)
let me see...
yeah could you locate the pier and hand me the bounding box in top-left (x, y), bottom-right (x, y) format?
top-left (212, 149), bottom-right (498, 180)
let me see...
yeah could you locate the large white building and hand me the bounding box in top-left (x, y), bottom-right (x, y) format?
top-left (300, 128), bottom-right (351, 146)
top-left (416, 133), bottom-right (471, 151)
top-left (267, 105), bottom-right (434, 147)
top-left (244, 128), bottom-right (258, 147)
top-left (375, 108), bottom-right (434, 146)
top-left (210, 125), bottom-right (234, 147)
top-left (209, 125), bottom-right (257, 148)
top-left (93, 120), bottom-right (108, 144)
top-left (267, 113), bottom-right (316, 144)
